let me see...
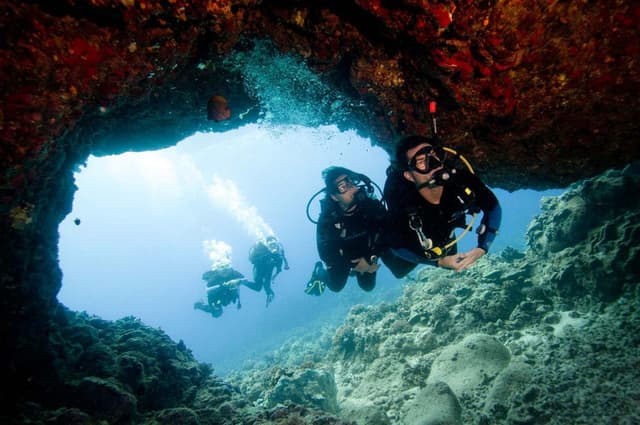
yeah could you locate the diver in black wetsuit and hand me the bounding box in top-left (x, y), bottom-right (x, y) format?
top-left (248, 236), bottom-right (289, 306)
top-left (194, 265), bottom-right (251, 318)
top-left (384, 135), bottom-right (502, 276)
top-left (315, 166), bottom-right (389, 292)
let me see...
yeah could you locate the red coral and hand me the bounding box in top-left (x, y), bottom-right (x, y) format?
top-left (432, 49), bottom-right (475, 80)
top-left (429, 3), bottom-right (452, 29)
top-left (357, 0), bottom-right (390, 19)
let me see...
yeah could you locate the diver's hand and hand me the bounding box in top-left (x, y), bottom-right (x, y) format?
top-left (225, 278), bottom-right (243, 287)
top-left (438, 247), bottom-right (485, 272)
top-left (351, 257), bottom-right (379, 274)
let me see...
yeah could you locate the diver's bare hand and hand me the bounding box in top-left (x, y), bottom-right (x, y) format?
top-left (438, 248), bottom-right (485, 272)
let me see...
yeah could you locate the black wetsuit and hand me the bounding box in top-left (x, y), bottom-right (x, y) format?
top-left (202, 267), bottom-right (243, 308)
top-left (206, 284), bottom-right (239, 308)
top-left (384, 166), bottom-right (501, 276)
top-left (316, 192), bottom-right (387, 292)
top-left (248, 242), bottom-right (287, 298)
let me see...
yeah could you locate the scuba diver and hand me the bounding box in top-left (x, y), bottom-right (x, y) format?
top-left (193, 265), bottom-right (252, 318)
top-left (312, 166), bottom-right (390, 292)
top-left (384, 133), bottom-right (502, 275)
top-left (248, 236), bottom-right (289, 306)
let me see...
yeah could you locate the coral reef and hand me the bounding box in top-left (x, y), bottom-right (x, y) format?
top-left (228, 164), bottom-right (640, 424)
top-left (5, 306), bottom-right (354, 425)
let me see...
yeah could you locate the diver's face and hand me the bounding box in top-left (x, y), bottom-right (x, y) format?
top-left (330, 174), bottom-right (358, 209)
top-left (333, 175), bottom-right (356, 194)
top-left (403, 143), bottom-right (443, 186)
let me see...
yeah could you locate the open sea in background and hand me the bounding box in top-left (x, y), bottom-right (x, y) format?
top-left (58, 125), bottom-right (563, 375)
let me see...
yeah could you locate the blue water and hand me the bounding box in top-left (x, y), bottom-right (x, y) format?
top-left (57, 124), bottom-right (562, 375)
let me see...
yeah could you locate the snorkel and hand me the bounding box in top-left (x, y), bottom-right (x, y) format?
top-left (422, 101), bottom-right (451, 188)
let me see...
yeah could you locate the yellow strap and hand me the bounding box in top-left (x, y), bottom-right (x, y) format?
top-left (443, 147), bottom-right (475, 175)
top-left (434, 147), bottom-right (477, 253)
top-left (306, 280), bottom-right (325, 295)
top-left (444, 212), bottom-right (477, 250)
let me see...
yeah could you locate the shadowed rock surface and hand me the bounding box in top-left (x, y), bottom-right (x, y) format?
top-left (1, 1), bottom-right (639, 423)
top-left (6, 306), bottom-right (355, 425)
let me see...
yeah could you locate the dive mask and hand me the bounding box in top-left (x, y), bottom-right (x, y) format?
top-left (408, 145), bottom-right (444, 174)
top-left (332, 175), bottom-right (360, 194)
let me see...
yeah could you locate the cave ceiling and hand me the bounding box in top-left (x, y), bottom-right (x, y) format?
top-left (2, 0), bottom-right (638, 197)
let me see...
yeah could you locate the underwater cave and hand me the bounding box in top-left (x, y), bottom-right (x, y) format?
top-left (2, 1), bottom-right (639, 423)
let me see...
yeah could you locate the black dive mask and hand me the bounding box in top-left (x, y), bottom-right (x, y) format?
top-left (331, 174), bottom-right (363, 194)
top-left (408, 145), bottom-right (444, 175)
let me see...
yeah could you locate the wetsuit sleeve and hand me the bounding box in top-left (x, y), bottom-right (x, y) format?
top-left (465, 171), bottom-right (502, 252)
top-left (382, 171), bottom-right (421, 252)
top-left (316, 214), bottom-right (343, 266)
top-left (383, 168), bottom-right (411, 216)
top-left (365, 197), bottom-right (390, 254)
top-left (280, 247), bottom-right (289, 268)
top-left (230, 268), bottom-right (244, 280)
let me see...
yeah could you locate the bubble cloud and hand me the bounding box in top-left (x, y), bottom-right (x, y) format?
top-left (206, 175), bottom-right (274, 242)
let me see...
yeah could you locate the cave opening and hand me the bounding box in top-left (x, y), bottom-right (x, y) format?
top-left (54, 40), bottom-right (563, 376)
top-left (57, 124), bottom-right (399, 375)
top-left (56, 122), bottom-right (562, 376)
top-left (53, 40), bottom-right (397, 375)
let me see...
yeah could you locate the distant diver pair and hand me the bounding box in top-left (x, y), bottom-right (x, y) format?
top-left (194, 236), bottom-right (290, 318)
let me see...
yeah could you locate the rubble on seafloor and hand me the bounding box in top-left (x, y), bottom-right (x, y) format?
top-left (228, 163), bottom-right (640, 425)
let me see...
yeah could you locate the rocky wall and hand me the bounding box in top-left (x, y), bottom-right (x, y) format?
top-left (1, 0), bottom-right (639, 419)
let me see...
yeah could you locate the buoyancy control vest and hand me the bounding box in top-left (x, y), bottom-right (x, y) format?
top-left (317, 190), bottom-right (386, 266)
top-left (384, 147), bottom-right (483, 260)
